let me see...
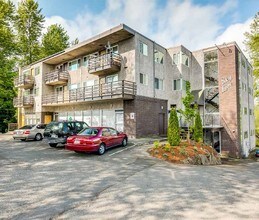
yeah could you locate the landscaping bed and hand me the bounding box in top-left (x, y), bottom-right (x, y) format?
top-left (148, 141), bottom-right (221, 165)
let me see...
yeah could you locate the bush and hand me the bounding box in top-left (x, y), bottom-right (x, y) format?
top-left (168, 108), bottom-right (180, 146)
top-left (193, 111), bottom-right (203, 142)
top-left (153, 140), bottom-right (160, 149)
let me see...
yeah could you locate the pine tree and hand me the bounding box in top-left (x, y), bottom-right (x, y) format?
top-left (193, 110), bottom-right (203, 142)
top-left (41, 24), bottom-right (70, 57)
top-left (15, 0), bottom-right (45, 65)
top-left (168, 108), bottom-right (180, 146)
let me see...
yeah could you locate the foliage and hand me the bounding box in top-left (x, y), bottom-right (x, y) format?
top-left (167, 107), bottom-right (180, 146)
top-left (41, 24), bottom-right (70, 57)
top-left (164, 143), bottom-right (171, 152)
top-left (193, 110), bottom-right (203, 142)
top-left (0, 0), bottom-right (17, 133)
top-left (179, 146), bottom-right (188, 156)
top-left (179, 81), bottom-right (196, 142)
top-left (15, 0), bottom-right (45, 65)
top-left (244, 12), bottom-right (259, 97)
top-left (71, 38), bottom-right (79, 46)
top-left (153, 140), bottom-right (160, 149)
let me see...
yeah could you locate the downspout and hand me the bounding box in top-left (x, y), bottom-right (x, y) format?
top-left (153, 41), bottom-right (155, 98)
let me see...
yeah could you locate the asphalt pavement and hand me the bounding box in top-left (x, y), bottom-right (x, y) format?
top-left (0, 134), bottom-right (258, 220)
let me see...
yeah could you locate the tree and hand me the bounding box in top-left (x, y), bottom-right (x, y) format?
top-left (179, 81), bottom-right (196, 143)
top-left (41, 24), bottom-right (70, 57)
top-left (168, 108), bottom-right (180, 146)
top-left (244, 12), bottom-right (259, 97)
top-left (193, 110), bottom-right (203, 142)
top-left (15, 0), bottom-right (45, 65)
top-left (70, 38), bottom-right (79, 46)
top-left (0, 0), bottom-right (17, 132)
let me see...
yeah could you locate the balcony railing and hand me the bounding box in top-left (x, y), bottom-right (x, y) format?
top-left (180, 114), bottom-right (221, 128)
top-left (13, 95), bottom-right (34, 108)
top-left (45, 70), bottom-right (69, 85)
top-left (42, 80), bottom-right (136, 105)
top-left (14, 75), bottom-right (34, 89)
top-left (88, 52), bottom-right (121, 75)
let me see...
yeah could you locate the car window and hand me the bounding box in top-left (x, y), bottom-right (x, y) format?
top-left (109, 128), bottom-right (117, 136)
top-left (19, 125), bottom-right (35, 129)
top-left (79, 128), bottom-right (99, 136)
top-left (36, 124), bottom-right (46, 129)
top-left (82, 122), bottom-right (88, 129)
top-left (75, 122), bottom-right (83, 132)
top-left (102, 128), bottom-right (110, 136)
top-left (67, 122), bottom-right (75, 131)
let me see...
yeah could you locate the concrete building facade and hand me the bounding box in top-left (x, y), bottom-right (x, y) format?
top-left (14, 24), bottom-right (255, 157)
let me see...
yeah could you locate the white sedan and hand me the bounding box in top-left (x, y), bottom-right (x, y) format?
top-left (13, 124), bottom-right (46, 141)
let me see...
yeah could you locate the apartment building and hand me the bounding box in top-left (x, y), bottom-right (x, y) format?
top-left (13, 24), bottom-right (255, 157)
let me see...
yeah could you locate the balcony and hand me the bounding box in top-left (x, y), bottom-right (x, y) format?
top-left (88, 53), bottom-right (121, 76)
top-left (13, 95), bottom-right (34, 108)
top-left (14, 75), bottom-right (34, 89)
top-left (180, 114), bottom-right (222, 128)
top-left (42, 80), bottom-right (136, 106)
top-left (45, 70), bottom-right (69, 85)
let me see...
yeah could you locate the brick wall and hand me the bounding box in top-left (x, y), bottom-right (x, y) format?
top-left (124, 96), bottom-right (168, 138)
top-left (218, 45), bottom-right (240, 157)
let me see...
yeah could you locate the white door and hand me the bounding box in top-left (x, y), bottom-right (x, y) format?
top-left (115, 111), bottom-right (124, 132)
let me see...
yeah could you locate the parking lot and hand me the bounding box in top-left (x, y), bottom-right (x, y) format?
top-left (0, 134), bottom-right (259, 220)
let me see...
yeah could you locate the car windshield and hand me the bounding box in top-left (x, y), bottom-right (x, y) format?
top-left (45, 122), bottom-right (63, 131)
top-left (78, 128), bottom-right (99, 136)
top-left (19, 125), bottom-right (35, 129)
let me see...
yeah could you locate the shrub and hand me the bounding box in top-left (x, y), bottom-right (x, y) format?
top-left (193, 110), bottom-right (203, 142)
top-left (164, 143), bottom-right (171, 152)
top-left (153, 140), bottom-right (160, 149)
top-left (179, 146), bottom-right (188, 156)
top-left (168, 108), bottom-right (180, 146)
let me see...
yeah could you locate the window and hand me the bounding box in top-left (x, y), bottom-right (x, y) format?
top-left (109, 128), bottom-right (117, 136)
top-left (140, 73), bottom-right (148, 85)
top-left (154, 50), bottom-right (164, 64)
top-left (181, 52), bottom-right (189, 66)
top-left (106, 74), bottom-right (118, 83)
top-left (204, 50), bottom-right (218, 62)
top-left (173, 79), bottom-right (181, 90)
top-left (83, 79), bottom-right (96, 87)
top-left (83, 56), bottom-right (89, 67)
top-left (139, 41), bottom-right (148, 56)
top-left (68, 59), bottom-right (80, 71)
top-left (244, 131), bottom-right (248, 139)
top-left (241, 58), bottom-right (246, 69)
top-left (111, 45), bottom-right (118, 54)
top-left (70, 83), bottom-right (80, 90)
top-left (249, 109), bottom-right (252, 115)
top-left (173, 53), bottom-right (179, 65)
top-left (154, 78), bottom-right (163, 90)
top-left (244, 107), bottom-right (247, 115)
top-left (35, 67), bottom-right (40, 76)
top-left (23, 70), bottom-right (30, 75)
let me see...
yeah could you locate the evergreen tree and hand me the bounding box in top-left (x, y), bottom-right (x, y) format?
top-left (0, 0), bottom-right (17, 132)
top-left (244, 12), bottom-right (259, 97)
top-left (193, 110), bottom-right (203, 142)
top-left (41, 24), bottom-right (70, 57)
top-left (179, 81), bottom-right (196, 143)
top-left (168, 108), bottom-right (180, 146)
top-left (15, 0), bottom-right (45, 65)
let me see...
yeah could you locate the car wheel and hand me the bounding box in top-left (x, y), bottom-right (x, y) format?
top-left (122, 138), bottom-right (127, 147)
top-left (98, 144), bottom-right (106, 155)
top-left (49, 143), bottom-right (57, 148)
top-left (35, 133), bottom-right (42, 141)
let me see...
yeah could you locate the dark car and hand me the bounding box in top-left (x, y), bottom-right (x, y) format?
top-left (65, 127), bottom-right (128, 155)
top-left (44, 121), bottom-right (88, 147)
top-left (255, 149), bottom-right (259, 157)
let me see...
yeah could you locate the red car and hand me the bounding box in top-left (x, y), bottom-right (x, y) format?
top-left (65, 127), bottom-right (128, 155)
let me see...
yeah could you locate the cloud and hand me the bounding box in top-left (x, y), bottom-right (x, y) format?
top-left (215, 18), bottom-right (252, 57)
top-left (31, 0), bottom-right (252, 54)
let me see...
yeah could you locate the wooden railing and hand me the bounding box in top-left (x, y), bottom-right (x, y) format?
top-left (13, 95), bottom-right (34, 107)
top-left (14, 75), bottom-right (34, 88)
top-left (88, 52), bottom-right (121, 74)
top-left (45, 70), bottom-right (69, 85)
top-left (42, 80), bottom-right (136, 105)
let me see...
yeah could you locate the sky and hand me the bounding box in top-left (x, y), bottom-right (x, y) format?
top-left (12, 0), bottom-right (259, 55)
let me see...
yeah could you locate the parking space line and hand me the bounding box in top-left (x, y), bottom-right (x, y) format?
top-left (108, 144), bottom-right (137, 156)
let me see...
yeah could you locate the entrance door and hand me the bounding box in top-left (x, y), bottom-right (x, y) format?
top-left (159, 113), bottom-right (165, 136)
top-left (115, 111), bottom-right (124, 132)
top-left (56, 86), bottom-right (63, 102)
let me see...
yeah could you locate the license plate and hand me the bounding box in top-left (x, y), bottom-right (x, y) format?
top-left (74, 139), bottom-right (80, 144)
top-left (51, 134), bottom-right (58, 138)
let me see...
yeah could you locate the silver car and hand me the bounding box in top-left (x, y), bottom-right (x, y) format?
top-left (13, 124), bottom-right (47, 141)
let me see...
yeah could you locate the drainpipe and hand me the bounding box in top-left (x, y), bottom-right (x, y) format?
top-left (153, 41), bottom-right (155, 98)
